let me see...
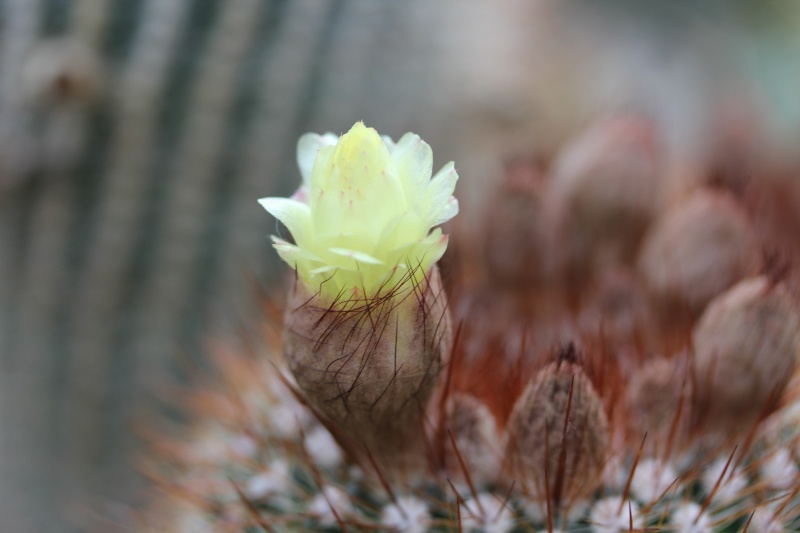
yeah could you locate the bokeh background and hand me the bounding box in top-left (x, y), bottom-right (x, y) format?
top-left (1, 1), bottom-right (798, 531)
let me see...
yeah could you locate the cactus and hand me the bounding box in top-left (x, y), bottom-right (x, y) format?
top-left (141, 119), bottom-right (800, 533)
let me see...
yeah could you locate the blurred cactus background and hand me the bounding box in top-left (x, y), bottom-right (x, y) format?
top-left (2, 1), bottom-right (800, 532)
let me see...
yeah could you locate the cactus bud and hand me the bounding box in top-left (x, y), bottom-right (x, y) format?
top-left (482, 158), bottom-right (564, 287)
top-left (692, 276), bottom-right (800, 431)
top-left (625, 356), bottom-right (691, 453)
top-left (503, 346), bottom-right (609, 509)
top-left (284, 266), bottom-right (451, 476)
top-left (261, 123), bottom-right (458, 478)
top-left (440, 393), bottom-right (501, 490)
top-left (551, 116), bottom-right (661, 267)
top-left (579, 267), bottom-right (653, 347)
top-left (637, 189), bottom-right (761, 318)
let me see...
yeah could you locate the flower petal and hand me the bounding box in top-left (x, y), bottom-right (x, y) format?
top-left (309, 264), bottom-right (337, 275)
top-left (272, 242), bottom-right (312, 272)
top-left (271, 237), bottom-right (324, 261)
top-left (265, 122), bottom-right (458, 298)
top-left (425, 162), bottom-right (459, 226)
top-left (415, 228), bottom-right (449, 266)
top-left (379, 211), bottom-right (425, 253)
top-left (431, 196), bottom-right (459, 227)
top-left (258, 197), bottom-right (312, 246)
top-left (296, 132), bottom-right (338, 188)
top-left (328, 247), bottom-right (385, 265)
top-left (311, 124), bottom-right (404, 244)
top-left (391, 132), bottom-right (432, 211)
top-left (384, 228), bottom-right (449, 288)
top-left (381, 135), bottom-right (396, 153)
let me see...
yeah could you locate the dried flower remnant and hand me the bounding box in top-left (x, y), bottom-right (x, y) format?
top-left (503, 346), bottom-right (609, 511)
top-left (260, 122), bottom-right (458, 477)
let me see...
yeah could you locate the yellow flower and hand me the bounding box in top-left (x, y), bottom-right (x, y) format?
top-left (260, 122), bottom-right (458, 299)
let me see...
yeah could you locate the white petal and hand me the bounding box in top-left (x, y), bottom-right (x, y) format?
top-left (417, 228), bottom-right (448, 265)
top-left (391, 132), bottom-right (433, 209)
top-left (377, 210), bottom-right (425, 253)
top-left (388, 228), bottom-right (448, 278)
top-left (310, 126), bottom-right (404, 242)
top-left (329, 247), bottom-right (385, 265)
top-left (381, 135), bottom-right (396, 153)
top-left (431, 196), bottom-right (459, 226)
top-left (271, 237), bottom-right (323, 262)
top-left (425, 162), bottom-right (458, 226)
top-left (309, 265), bottom-right (337, 276)
top-left (296, 132), bottom-right (338, 187)
top-left (273, 245), bottom-right (307, 272)
top-left (259, 197), bottom-right (312, 245)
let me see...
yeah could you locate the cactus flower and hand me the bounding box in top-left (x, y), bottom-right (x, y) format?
top-left (259, 122), bottom-right (457, 480)
top-left (259, 121), bottom-right (458, 299)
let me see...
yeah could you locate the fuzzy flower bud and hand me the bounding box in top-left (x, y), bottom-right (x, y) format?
top-left (482, 158), bottom-right (564, 287)
top-left (503, 346), bottom-right (609, 508)
top-left (261, 123), bottom-right (457, 478)
top-left (552, 116), bottom-right (661, 266)
top-left (625, 356), bottom-right (691, 453)
top-left (441, 393), bottom-right (501, 490)
top-left (692, 276), bottom-right (800, 431)
top-left (637, 189), bottom-right (761, 317)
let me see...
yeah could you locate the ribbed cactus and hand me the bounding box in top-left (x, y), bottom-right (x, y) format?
top-left (142, 118), bottom-right (800, 532)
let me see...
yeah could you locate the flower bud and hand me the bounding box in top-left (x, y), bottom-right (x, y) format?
top-left (625, 356), bottom-right (691, 454)
top-left (503, 346), bottom-right (609, 508)
top-left (261, 123), bottom-right (459, 478)
top-left (637, 189), bottom-right (761, 318)
top-left (692, 276), bottom-right (800, 431)
top-left (283, 266), bottom-right (451, 477)
top-left (578, 267), bottom-right (653, 348)
top-left (551, 116), bottom-right (661, 267)
top-left (482, 158), bottom-right (565, 287)
top-left (440, 393), bottom-right (501, 490)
